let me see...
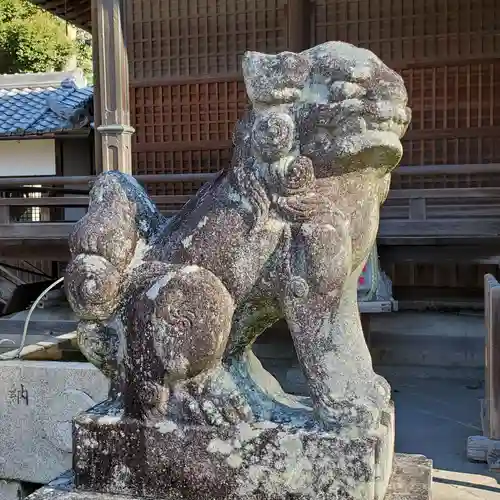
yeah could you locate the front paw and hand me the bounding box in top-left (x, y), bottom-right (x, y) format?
top-left (133, 382), bottom-right (170, 423)
top-left (316, 399), bottom-right (380, 434)
top-left (172, 386), bottom-right (253, 427)
top-left (315, 381), bottom-right (388, 434)
top-left (171, 369), bottom-right (254, 427)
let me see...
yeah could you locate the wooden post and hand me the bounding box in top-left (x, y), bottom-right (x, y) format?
top-left (486, 274), bottom-right (500, 440)
top-left (286, 0), bottom-right (312, 52)
top-left (0, 206), bottom-right (9, 224)
top-left (91, 0), bottom-right (102, 173)
top-left (92, 0), bottom-right (134, 174)
top-left (467, 274), bottom-right (500, 468)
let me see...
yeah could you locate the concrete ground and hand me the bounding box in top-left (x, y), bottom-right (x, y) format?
top-left (392, 376), bottom-right (500, 499)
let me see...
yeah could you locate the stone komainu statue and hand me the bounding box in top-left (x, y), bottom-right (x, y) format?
top-left (66, 41), bottom-right (411, 500)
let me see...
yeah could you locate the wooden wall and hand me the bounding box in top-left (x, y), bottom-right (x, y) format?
top-left (124, 0), bottom-right (500, 296)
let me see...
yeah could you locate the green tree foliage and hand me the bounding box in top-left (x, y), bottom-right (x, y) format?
top-left (0, 0), bottom-right (92, 79)
top-left (75, 29), bottom-right (93, 81)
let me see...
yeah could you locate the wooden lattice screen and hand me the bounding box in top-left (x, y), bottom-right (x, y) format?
top-left (125, 0), bottom-right (500, 292)
top-left (311, 0), bottom-right (500, 292)
top-left (127, 0), bottom-right (287, 201)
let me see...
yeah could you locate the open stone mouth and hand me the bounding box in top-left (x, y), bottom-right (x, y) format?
top-left (366, 118), bottom-right (407, 137)
top-left (320, 116), bottom-right (408, 140)
top-left (307, 99), bottom-right (409, 138)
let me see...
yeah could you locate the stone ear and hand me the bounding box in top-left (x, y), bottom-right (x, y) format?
top-left (242, 50), bottom-right (310, 105)
top-left (241, 51), bottom-right (279, 104)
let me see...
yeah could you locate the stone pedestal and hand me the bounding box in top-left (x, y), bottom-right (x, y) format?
top-left (69, 401), bottom-right (395, 500)
top-left (26, 454), bottom-right (432, 500)
top-left (385, 455), bottom-right (433, 500)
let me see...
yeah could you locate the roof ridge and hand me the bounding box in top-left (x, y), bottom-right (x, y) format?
top-left (0, 69), bottom-right (87, 91)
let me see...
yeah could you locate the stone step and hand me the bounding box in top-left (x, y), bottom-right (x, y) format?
top-left (254, 311), bottom-right (486, 395)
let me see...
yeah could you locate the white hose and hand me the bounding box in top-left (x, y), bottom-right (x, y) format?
top-left (1, 276), bottom-right (65, 360)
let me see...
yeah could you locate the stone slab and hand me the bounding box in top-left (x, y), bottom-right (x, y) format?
top-left (385, 454), bottom-right (432, 500)
top-left (0, 361), bottom-right (108, 484)
top-left (25, 454), bottom-right (432, 500)
top-left (0, 479), bottom-right (24, 500)
top-left (0, 479), bottom-right (39, 500)
top-left (72, 403), bottom-right (395, 500)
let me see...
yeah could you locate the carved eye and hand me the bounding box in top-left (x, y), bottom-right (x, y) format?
top-left (81, 279), bottom-right (98, 301)
top-left (277, 52), bottom-right (310, 86)
top-left (166, 308), bottom-right (196, 334)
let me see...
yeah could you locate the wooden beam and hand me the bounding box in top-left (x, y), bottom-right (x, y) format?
top-left (0, 195), bottom-right (192, 206)
top-left (379, 244), bottom-right (500, 264)
top-left (379, 219), bottom-right (500, 237)
top-left (93, 0), bottom-right (134, 173)
top-left (393, 164), bottom-right (500, 176)
top-left (91, 0), bottom-right (102, 172)
top-left (0, 166), bottom-right (497, 189)
top-left (378, 236), bottom-right (500, 246)
top-left (0, 173), bottom-right (217, 187)
top-left (134, 140), bottom-right (232, 153)
top-left (0, 244), bottom-right (70, 260)
top-left (0, 223), bottom-right (71, 240)
top-left (388, 187), bottom-right (500, 199)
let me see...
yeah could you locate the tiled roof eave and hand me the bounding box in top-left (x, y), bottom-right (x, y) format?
top-left (0, 83), bottom-right (93, 137)
top-left (0, 127), bottom-right (91, 139)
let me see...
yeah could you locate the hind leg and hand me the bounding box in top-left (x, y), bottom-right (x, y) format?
top-left (123, 263), bottom-right (250, 424)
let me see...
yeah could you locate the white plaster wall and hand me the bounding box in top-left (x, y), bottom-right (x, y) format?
top-left (0, 139), bottom-right (56, 176)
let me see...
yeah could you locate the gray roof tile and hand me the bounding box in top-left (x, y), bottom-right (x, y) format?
top-left (0, 82), bottom-right (93, 137)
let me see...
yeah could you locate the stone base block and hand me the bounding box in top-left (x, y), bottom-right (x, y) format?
top-left (385, 455), bottom-right (433, 500)
top-left (0, 361), bottom-right (108, 485)
top-left (71, 403), bottom-right (396, 500)
top-left (0, 479), bottom-right (25, 500)
top-left (26, 454), bottom-right (432, 500)
top-left (0, 479), bottom-right (37, 500)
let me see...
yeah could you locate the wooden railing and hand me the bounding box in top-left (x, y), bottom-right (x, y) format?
top-left (380, 187), bottom-right (500, 239)
top-left (0, 165), bottom-right (499, 253)
top-left (0, 174), bottom-right (216, 245)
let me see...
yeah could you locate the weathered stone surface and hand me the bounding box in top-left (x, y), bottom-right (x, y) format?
top-left (0, 361), bottom-right (107, 484)
top-left (0, 479), bottom-right (25, 500)
top-left (385, 454), bottom-right (432, 500)
top-left (72, 401), bottom-right (394, 499)
top-left (64, 41), bottom-right (412, 499)
top-left (26, 454), bottom-right (431, 500)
